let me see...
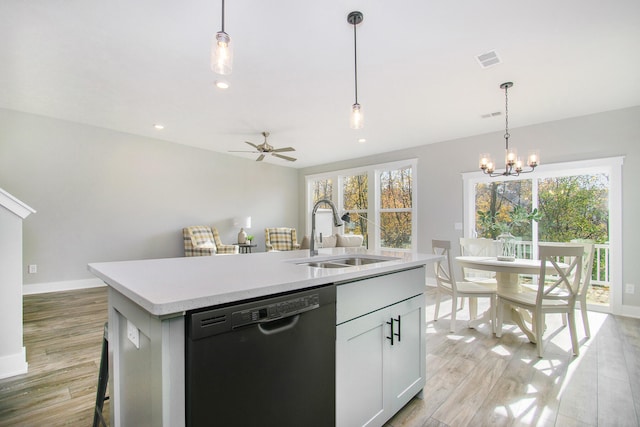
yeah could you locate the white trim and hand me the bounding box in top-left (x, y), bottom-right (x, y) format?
top-left (621, 304), bottom-right (640, 319)
top-left (0, 347), bottom-right (28, 380)
top-left (0, 188), bottom-right (36, 219)
top-left (23, 278), bottom-right (105, 295)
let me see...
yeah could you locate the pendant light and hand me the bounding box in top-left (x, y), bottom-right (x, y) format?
top-left (211, 0), bottom-right (233, 75)
top-left (348, 11), bottom-right (364, 129)
top-left (479, 82), bottom-right (540, 176)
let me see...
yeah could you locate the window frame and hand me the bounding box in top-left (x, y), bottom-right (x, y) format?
top-left (305, 158), bottom-right (418, 252)
top-left (462, 156), bottom-right (624, 314)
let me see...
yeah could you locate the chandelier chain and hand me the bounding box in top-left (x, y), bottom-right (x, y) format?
top-left (504, 83), bottom-right (510, 143)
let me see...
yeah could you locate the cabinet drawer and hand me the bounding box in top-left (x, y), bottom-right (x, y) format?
top-left (336, 267), bottom-right (425, 324)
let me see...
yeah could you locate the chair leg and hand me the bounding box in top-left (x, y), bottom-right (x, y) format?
top-left (450, 293), bottom-right (457, 333)
top-left (468, 297), bottom-right (478, 321)
top-left (460, 296), bottom-right (465, 310)
top-left (568, 309), bottom-right (580, 356)
top-left (496, 298), bottom-right (503, 338)
top-left (535, 313), bottom-right (545, 358)
top-left (580, 303), bottom-right (591, 338)
top-left (489, 295), bottom-right (496, 334)
top-left (434, 290), bottom-right (441, 321)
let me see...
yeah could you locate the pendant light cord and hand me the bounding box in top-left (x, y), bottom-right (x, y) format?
top-left (353, 21), bottom-right (358, 104)
top-left (221, 0), bottom-right (226, 33)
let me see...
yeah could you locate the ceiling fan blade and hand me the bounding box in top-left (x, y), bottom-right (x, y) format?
top-left (273, 153), bottom-right (297, 162)
top-left (245, 141), bottom-right (259, 149)
top-left (229, 150), bottom-right (259, 153)
top-left (256, 154), bottom-right (265, 162)
top-left (272, 147), bottom-right (295, 153)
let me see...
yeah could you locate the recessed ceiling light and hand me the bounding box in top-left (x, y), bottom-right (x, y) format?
top-left (358, 138), bottom-right (367, 144)
top-left (215, 80), bottom-right (230, 89)
top-left (153, 124), bottom-right (165, 130)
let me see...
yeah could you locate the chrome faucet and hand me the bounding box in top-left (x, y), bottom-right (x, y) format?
top-left (310, 199), bottom-right (344, 256)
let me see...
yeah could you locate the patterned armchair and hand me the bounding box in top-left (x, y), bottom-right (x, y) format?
top-left (183, 226), bottom-right (239, 256)
top-left (265, 227), bottom-right (301, 252)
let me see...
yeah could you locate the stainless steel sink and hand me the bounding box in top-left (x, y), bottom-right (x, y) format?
top-left (296, 255), bottom-right (399, 269)
top-left (299, 262), bottom-right (351, 269)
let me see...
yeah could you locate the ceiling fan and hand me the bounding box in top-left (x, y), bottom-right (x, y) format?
top-left (229, 132), bottom-right (297, 162)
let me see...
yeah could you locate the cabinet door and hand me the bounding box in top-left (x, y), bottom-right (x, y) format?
top-left (389, 295), bottom-right (425, 412)
top-left (336, 309), bottom-right (391, 427)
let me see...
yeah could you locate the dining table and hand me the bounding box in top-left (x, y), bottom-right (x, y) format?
top-left (455, 256), bottom-right (551, 343)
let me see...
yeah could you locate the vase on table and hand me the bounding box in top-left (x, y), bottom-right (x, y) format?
top-left (497, 232), bottom-right (516, 261)
top-left (237, 228), bottom-right (247, 244)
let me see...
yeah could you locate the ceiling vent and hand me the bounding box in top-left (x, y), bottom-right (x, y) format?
top-left (481, 111), bottom-right (502, 119)
top-left (476, 50), bottom-right (501, 68)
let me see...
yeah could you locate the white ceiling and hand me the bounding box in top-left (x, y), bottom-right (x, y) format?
top-left (2, 0), bottom-right (639, 168)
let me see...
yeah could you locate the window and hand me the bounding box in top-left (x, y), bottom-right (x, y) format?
top-left (463, 157), bottom-right (623, 313)
top-left (306, 159), bottom-right (417, 252)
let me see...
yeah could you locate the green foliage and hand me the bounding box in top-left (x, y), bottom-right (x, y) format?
top-left (474, 174), bottom-right (609, 243)
top-left (478, 206), bottom-right (542, 236)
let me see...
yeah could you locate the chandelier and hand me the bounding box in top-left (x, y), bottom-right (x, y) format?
top-left (348, 11), bottom-right (364, 129)
top-left (479, 82), bottom-right (539, 177)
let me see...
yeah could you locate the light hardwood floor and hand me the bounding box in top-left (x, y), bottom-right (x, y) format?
top-left (1, 287), bottom-right (638, 426)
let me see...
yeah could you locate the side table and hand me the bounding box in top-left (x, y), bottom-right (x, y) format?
top-left (236, 243), bottom-right (257, 254)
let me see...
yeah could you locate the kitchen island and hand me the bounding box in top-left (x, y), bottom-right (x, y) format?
top-left (88, 247), bottom-right (441, 426)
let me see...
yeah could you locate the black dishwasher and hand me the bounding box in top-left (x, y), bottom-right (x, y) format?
top-left (185, 284), bottom-right (336, 427)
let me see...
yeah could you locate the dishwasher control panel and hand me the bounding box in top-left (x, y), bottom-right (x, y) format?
top-left (232, 293), bottom-right (320, 328)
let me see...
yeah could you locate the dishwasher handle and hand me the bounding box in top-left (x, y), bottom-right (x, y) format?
top-left (258, 314), bottom-right (300, 335)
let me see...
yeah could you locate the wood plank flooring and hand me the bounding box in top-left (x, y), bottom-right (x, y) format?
top-left (1, 286), bottom-right (638, 426)
top-left (0, 287), bottom-right (108, 426)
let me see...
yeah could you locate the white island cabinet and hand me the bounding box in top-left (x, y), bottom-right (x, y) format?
top-left (336, 267), bottom-right (426, 427)
top-left (88, 248), bottom-right (439, 427)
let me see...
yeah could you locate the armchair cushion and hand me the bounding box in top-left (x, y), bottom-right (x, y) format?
top-left (336, 234), bottom-right (364, 247)
top-left (184, 226), bottom-right (217, 256)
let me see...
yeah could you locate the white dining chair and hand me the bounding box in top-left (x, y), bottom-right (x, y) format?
top-left (496, 244), bottom-right (583, 357)
top-left (459, 237), bottom-right (498, 285)
top-left (432, 240), bottom-right (496, 333)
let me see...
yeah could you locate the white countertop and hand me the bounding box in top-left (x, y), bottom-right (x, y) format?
top-left (88, 247), bottom-right (441, 317)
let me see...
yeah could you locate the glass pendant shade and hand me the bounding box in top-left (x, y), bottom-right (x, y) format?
top-left (211, 31), bottom-right (233, 75)
top-left (350, 103), bottom-right (363, 129)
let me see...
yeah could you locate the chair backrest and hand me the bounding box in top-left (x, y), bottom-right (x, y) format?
top-left (570, 239), bottom-right (596, 297)
top-left (536, 244), bottom-right (584, 305)
top-left (459, 238), bottom-right (498, 257)
top-left (265, 227), bottom-right (297, 251)
top-left (459, 237), bottom-right (497, 280)
top-left (432, 239), bottom-right (458, 290)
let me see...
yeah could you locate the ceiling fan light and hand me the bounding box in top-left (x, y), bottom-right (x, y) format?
top-left (211, 31), bottom-right (233, 75)
top-left (350, 103), bottom-right (363, 129)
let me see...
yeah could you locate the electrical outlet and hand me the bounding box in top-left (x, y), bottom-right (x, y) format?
top-left (28, 264), bottom-right (37, 274)
top-left (454, 222), bottom-right (463, 231)
top-left (127, 320), bottom-right (140, 349)
top-left (625, 283), bottom-right (635, 294)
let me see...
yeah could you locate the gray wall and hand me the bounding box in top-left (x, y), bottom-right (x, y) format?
top-left (0, 109), bottom-right (299, 285)
top-left (299, 106), bottom-right (640, 308)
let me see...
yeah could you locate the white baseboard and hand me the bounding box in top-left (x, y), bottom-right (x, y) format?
top-left (621, 304), bottom-right (640, 319)
top-left (23, 278), bottom-right (105, 295)
top-left (0, 347), bottom-right (28, 380)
